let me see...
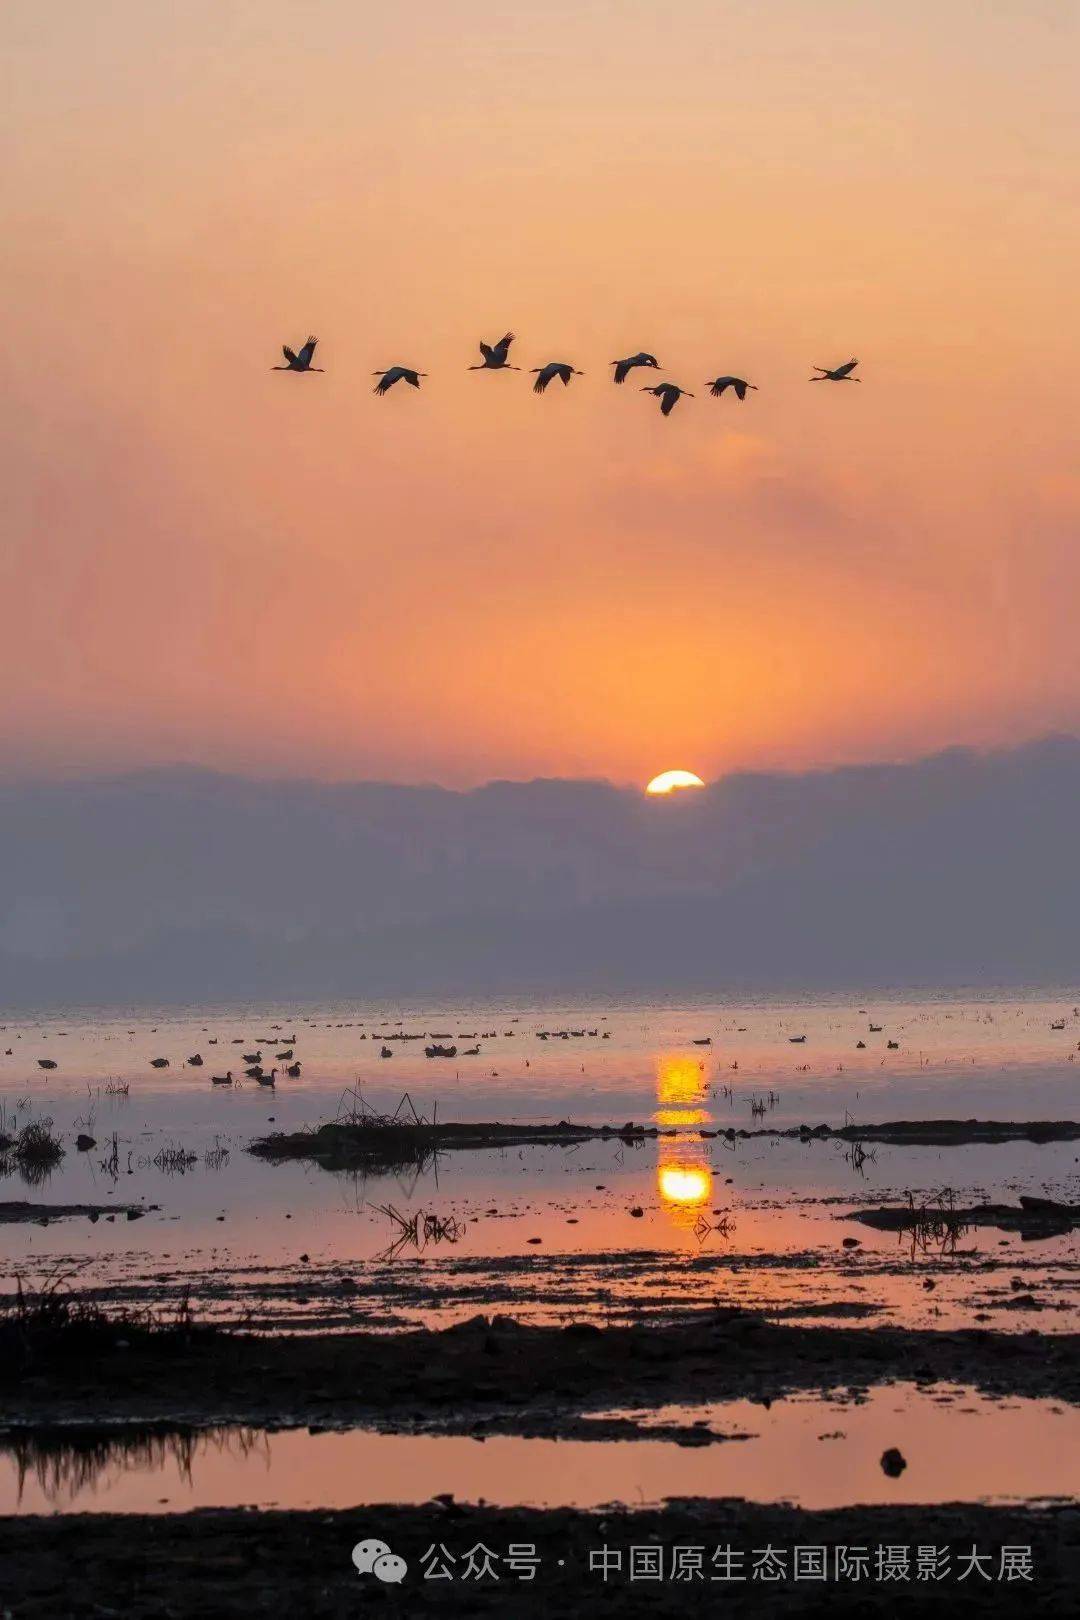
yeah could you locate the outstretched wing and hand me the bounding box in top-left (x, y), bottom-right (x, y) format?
top-left (660, 390), bottom-right (677, 416)
top-left (733, 379), bottom-right (748, 399)
top-left (404, 369), bottom-right (421, 388)
top-left (296, 337), bottom-right (317, 367)
top-left (479, 341), bottom-right (494, 361)
top-left (709, 377), bottom-right (731, 397)
top-left (495, 332), bottom-right (514, 355)
top-left (612, 359), bottom-right (631, 384)
top-left (282, 345), bottom-right (298, 365)
top-left (834, 358), bottom-right (857, 377)
top-left (373, 368), bottom-right (397, 394)
top-left (532, 370), bottom-right (550, 394)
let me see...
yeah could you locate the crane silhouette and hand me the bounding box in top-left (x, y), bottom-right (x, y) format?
top-left (642, 382), bottom-right (693, 416)
top-left (373, 366), bottom-right (426, 394)
top-left (531, 361), bottom-right (584, 394)
top-left (810, 358), bottom-right (860, 382)
top-left (707, 375), bottom-right (757, 400)
top-left (273, 337), bottom-right (323, 372)
top-left (469, 333), bottom-right (518, 370)
top-left (612, 352), bottom-right (660, 384)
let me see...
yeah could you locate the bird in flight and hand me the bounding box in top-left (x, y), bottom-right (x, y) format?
top-left (373, 366), bottom-right (426, 395)
top-left (611, 352), bottom-right (660, 385)
top-left (273, 336), bottom-right (322, 372)
top-left (531, 361), bottom-right (584, 394)
top-left (469, 333), bottom-right (518, 370)
top-left (642, 382), bottom-right (693, 416)
top-left (810, 358), bottom-right (860, 382)
top-left (707, 375), bottom-right (757, 400)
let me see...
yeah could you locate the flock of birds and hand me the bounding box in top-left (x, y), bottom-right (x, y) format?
top-left (275, 334), bottom-right (862, 415)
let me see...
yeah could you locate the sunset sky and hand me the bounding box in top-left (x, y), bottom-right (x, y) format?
top-left (3, 1), bottom-right (1078, 787)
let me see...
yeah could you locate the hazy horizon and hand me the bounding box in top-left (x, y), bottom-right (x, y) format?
top-left (3, 732), bottom-right (1079, 1005)
top-left (4, 729), bottom-right (1078, 793)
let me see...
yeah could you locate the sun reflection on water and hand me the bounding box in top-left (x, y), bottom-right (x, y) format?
top-left (658, 1163), bottom-right (712, 1208)
top-left (654, 1052), bottom-right (713, 1225)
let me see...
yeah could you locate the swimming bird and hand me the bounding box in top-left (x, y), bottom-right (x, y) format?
top-left (186, 1054), bottom-right (203, 1067)
top-left (150, 1057), bottom-right (170, 1068)
top-left (37, 1058), bottom-right (57, 1070)
top-left (469, 333), bottom-right (517, 370)
top-left (211, 1071), bottom-right (233, 1085)
top-left (273, 337), bottom-right (323, 373)
top-left (707, 375), bottom-right (757, 400)
top-left (531, 361), bottom-right (584, 394)
top-left (373, 366), bottom-right (426, 394)
top-left (275, 1048), bottom-right (293, 1060)
top-left (810, 358), bottom-right (860, 382)
top-left (285, 1061), bottom-right (302, 1078)
top-left (642, 382), bottom-right (693, 416)
top-left (244, 1065), bottom-right (264, 1079)
top-left (611, 352), bottom-right (660, 384)
top-left (256, 1068), bottom-right (278, 1086)
top-left (242, 1052), bottom-right (261, 1064)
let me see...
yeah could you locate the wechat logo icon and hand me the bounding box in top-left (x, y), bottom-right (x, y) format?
top-left (352, 1537), bottom-right (408, 1585)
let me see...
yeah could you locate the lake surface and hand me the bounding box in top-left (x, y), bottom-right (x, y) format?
top-left (3, 1385), bottom-right (1077, 1515)
top-left (2, 990), bottom-right (1079, 1333)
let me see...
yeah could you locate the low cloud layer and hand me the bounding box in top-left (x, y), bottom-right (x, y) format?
top-left (2, 736), bottom-right (1078, 1004)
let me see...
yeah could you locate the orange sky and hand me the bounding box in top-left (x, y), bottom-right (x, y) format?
top-left (2, 1), bottom-right (1078, 786)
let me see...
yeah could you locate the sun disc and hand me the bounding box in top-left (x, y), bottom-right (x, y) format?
top-left (645, 769), bottom-right (706, 795)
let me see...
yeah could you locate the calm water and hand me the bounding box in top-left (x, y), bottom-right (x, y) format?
top-left (3, 1386), bottom-right (1077, 1514)
top-left (2, 990), bottom-right (1079, 1332)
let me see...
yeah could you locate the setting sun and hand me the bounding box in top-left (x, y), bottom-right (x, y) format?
top-left (645, 770), bottom-right (706, 796)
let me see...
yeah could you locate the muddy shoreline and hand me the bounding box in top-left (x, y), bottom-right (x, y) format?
top-left (0, 1201), bottom-right (149, 1225)
top-left (5, 1501), bottom-right (1078, 1615)
top-left (5, 1313), bottom-right (1079, 1433)
top-left (250, 1116), bottom-right (1080, 1171)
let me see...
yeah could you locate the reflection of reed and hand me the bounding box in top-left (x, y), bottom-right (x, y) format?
top-left (902, 1190), bottom-right (970, 1259)
top-left (370, 1203), bottom-right (463, 1261)
top-left (7, 1425), bottom-right (268, 1506)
